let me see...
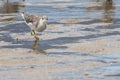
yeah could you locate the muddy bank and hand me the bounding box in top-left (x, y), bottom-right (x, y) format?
top-left (0, 19), bottom-right (120, 80)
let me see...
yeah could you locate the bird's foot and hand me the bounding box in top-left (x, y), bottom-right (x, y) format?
top-left (34, 35), bottom-right (39, 41)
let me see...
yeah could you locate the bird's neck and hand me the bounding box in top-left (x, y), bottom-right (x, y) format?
top-left (37, 19), bottom-right (47, 27)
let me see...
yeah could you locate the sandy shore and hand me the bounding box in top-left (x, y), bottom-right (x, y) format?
top-left (0, 18), bottom-right (120, 80)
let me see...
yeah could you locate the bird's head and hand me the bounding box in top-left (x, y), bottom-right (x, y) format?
top-left (41, 16), bottom-right (48, 22)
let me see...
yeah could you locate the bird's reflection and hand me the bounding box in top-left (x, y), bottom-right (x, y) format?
top-left (0, 1), bottom-right (25, 21)
top-left (31, 40), bottom-right (47, 54)
top-left (86, 0), bottom-right (115, 23)
top-left (102, 0), bottom-right (115, 23)
top-left (0, 1), bottom-right (25, 13)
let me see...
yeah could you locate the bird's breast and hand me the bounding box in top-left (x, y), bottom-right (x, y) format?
top-left (36, 24), bottom-right (46, 32)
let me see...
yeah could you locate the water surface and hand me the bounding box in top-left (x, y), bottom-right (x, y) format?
top-left (0, 0), bottom-right (120, 80)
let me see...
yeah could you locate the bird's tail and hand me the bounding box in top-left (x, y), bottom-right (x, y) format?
top-left (21, 12), bottom-right (27, 24)
top-left (21, 12), bottom-right (24, 19)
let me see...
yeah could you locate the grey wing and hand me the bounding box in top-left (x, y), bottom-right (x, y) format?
top-left (24, 14), bottom-right (34, 23)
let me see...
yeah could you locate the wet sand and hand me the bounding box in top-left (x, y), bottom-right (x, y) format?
top-left (0, 18), bottom-right (120, 80)
top-left (0, 0), bottom-right (120, 80)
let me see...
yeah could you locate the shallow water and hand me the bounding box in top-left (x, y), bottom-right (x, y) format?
top-left (0, 0), bottom-right (120, 80)
top-left (0, 0), bottom-right (120, 23)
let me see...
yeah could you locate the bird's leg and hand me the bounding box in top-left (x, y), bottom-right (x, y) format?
top-left (31, 30), bottom-right (35, 36)
top-left (31, 30), bottom-right (39, 41)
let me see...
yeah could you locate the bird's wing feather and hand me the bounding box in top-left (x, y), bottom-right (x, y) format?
top-left (21, 13), bottom-right (41, 24)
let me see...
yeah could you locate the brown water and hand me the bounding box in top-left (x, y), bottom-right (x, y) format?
top-left (0, 0), bottom-right (119, 23)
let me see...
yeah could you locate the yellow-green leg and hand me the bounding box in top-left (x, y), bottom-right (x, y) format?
top-left (31, 30), bottom-right (39, 41)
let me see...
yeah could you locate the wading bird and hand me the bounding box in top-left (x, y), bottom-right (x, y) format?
top-left (21, 13), bottom-right (48, 41)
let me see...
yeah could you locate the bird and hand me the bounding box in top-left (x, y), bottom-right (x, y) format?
top-left (21, 12), bottom-right (48, 41)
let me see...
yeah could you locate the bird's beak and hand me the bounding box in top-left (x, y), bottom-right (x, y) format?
top-left (43, 16), bottom-right (48, 20)
top-left (46, 16), bottom-right (48, 20)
